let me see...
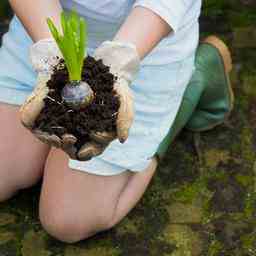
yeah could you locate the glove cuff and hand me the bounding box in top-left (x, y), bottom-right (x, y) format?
top-left (30, 38), bottom-right (62, 74)
top-left (94, 41), bottom-right (140, 84)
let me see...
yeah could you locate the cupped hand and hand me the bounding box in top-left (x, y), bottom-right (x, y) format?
top-left (20, 39), bottom-right (140, 161)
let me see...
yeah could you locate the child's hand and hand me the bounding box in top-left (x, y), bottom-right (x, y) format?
top-left (94, 41), bottom-right (140, 142)
top-left (20, 40), bottom-right (140, 161)
top-left (29, 38), bottom-right (62, 74)
top-left (20, 38), bottom-right (81, 158)
top-left (77, 41), bottom-right (140, 160)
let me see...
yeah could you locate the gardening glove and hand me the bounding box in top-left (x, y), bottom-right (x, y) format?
top-left (20, 39), bottom-right (140, 161)
top-left (76, 41), bottom-right (140, 160)
top-left (20, 39), bottom-right (80, 158)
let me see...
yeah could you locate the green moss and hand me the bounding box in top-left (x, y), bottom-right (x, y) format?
top-left (0, 231), bottom-right (16, 245)
top-left (228, 12), bottom-right (256, 27)
top-left (161, 224), bottom-right (203, 256)
top-left (235, 174), bottom-right (254, 187)
top-left (207, 240), bottom-right (223, 256)
top-left (241, 127), bottom-right (256, 163)
top-left (172, 168), bottom-right (226, 204)
top-left (115, 215), bottom-right (143, 237)
top-left (166, 203), bottom-right (203, 224)
top-left (0, 241), bottom-right (19, 256)
top-left (204, 149), bottom-right (230, 169)
top-left (242, 71), bottom-right (256, 98)
top-left (233, 27), bottom-right (256, 48)
top-left (202, 0), bottom-right (227, 17)
top-left (173, 183), bottom-right (201, 204)
top-left (0, 213), bottom-right (16, 227)
top-left (244, 192), bottom-right (256, 218)
top-left (202, 0), bottom-right (256, 24)
top-left (64, 245), bottom-right (121, 256)
top-left (241, 233), bottom-right (256, 255)
top-left (21, 230), bottom-right (51, 256)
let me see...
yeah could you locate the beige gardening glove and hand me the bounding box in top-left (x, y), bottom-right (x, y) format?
top-left (20, 38), bottom-right (83, 157)
top-left (20, 39), bottom-right (140, 160)
top-left (20, 39), bottom-right (67, 147)
top-left (79, 41), bottom-right (140, 160)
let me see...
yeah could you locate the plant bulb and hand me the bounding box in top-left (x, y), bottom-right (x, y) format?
top-left (61, 81), bottom-right (94, 109)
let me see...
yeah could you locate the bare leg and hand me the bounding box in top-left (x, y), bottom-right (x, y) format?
top-left (39, 148), bottom-right (157, 243)
top-left (0, 103), bottom-right (50, 201)
top-left (108, 157), bottom-right (157, 227)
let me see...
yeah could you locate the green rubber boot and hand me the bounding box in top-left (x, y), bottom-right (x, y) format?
top-left (156, 36), bottom-right (234, 159)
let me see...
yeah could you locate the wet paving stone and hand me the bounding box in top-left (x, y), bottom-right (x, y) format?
top-left (208, 177), bottom-right (246, 213)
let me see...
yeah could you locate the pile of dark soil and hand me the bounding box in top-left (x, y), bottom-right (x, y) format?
top-left (33, 56), bottom-right (120, 150)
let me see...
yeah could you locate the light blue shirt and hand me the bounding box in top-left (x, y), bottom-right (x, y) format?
top-left (0, 1), bottom-right (200, 174)
top-left (60, 0), bottom-right (202, 65)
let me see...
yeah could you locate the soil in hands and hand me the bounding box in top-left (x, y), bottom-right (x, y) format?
top-left (33, 56), bottom-right (120, 151)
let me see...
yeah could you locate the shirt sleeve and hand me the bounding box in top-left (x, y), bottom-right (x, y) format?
top-left (133, 0), bottom-right (193, 33)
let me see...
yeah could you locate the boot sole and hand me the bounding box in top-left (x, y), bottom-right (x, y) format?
top-left (202, 36), bottom-right (235, 115)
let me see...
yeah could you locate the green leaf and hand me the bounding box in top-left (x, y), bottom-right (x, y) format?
top-left (47, 18), bottom-right (60, 43)
top-left (61, 12), bottom-right (67, 36)
top-left (79, 18), bottom-right (86, 75)
top-left (47, 9), bottom-right (87, 81)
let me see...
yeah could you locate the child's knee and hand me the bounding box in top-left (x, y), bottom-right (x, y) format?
top-left (40, 213), bottom-right (83, 243)
top-left (39, 205), bottom-right (115, 243)
top-left (40, 215), bottom-right (112, 243)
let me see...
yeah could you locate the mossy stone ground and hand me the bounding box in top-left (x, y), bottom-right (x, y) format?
top-left (1, 1), bottom-right (256, 255)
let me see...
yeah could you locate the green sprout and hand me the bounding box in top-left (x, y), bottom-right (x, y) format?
top-left (46, 10), bottom-right (94, 109)
top-left (47, 10), bottom-right (87, 81)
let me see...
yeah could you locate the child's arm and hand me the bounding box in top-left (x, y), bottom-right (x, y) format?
top-left (114, 6), bottom-right (172, 60)
top-left (9, 0), bottom-right (62, 42)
